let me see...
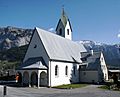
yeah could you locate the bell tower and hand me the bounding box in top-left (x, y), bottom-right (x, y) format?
top-left (56, 8), bottom-right (72, 40)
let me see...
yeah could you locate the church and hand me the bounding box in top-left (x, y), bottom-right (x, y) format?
top-left (16, 9), bottom-right (108, 88)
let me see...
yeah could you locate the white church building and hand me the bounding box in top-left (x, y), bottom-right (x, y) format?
top-left (16, 9), bottom-right (108, 87)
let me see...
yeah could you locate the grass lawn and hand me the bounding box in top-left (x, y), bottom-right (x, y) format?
top-left (53, 84), bottom-right (88, 89)
top-left (98, 85), bottom-right (110, 90)
top-left (98, 85), bottom-right (120, 91)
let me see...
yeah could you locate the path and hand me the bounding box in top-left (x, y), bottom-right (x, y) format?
top-left (0, 85), bottom-right (120, 97)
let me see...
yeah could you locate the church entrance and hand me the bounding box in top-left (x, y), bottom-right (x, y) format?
top-left (40, 71), bottom-right (47, 86)
top-left (31, 72), bottom-right (38, 87)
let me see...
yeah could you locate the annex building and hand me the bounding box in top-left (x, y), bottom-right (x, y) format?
top-left (16, 9), bottom-right (108, 88)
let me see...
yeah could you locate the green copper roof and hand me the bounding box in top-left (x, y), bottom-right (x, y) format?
top-left (61, 8), bottom-right (68, 27)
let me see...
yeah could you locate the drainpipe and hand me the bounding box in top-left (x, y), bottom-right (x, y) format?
top-left (49, 61), bottom-right (51, 87)
top-left (79, 64), bottom-right (81, 82)
top-left (38, 70), bottom-right (40, 88)
top-left (21, 72), bottom-right (23, 86)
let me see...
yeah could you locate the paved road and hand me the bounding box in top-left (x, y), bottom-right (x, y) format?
top-left (0, 85), bottom-right (120, 97)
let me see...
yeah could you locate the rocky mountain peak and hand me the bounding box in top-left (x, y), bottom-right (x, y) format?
top-left (0, 26), bottom-right (33, 50)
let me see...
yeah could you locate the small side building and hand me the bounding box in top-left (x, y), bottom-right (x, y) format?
top-left (80, 51), bottom-right (108, 83)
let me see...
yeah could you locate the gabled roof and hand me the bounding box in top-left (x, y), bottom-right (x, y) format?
top-left (81, 52), bottom-right (102, 70)
top-left (81, 52), bottom-right (101, 59)
top-left (18, 57), bottom-right (47, 70)
top-left (85, 58), bottom-right (100, 70)
top-left (36, 27), bottom-right (86, 63)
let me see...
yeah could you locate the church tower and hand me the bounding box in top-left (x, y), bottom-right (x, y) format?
top-left (56, 8), bottom-right (72, 40)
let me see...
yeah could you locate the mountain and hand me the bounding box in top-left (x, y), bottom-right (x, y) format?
top-left (0, 26), bottom-right (32, 50)
top-left (79, 40), bottom-right (120, 69)
top-left (0, 45), bottom-right (28, 71)
top-left (0, 26), bottom-right (120, 69)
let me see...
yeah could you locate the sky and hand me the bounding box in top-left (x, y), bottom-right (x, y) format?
top-left (0, 0), bottom-right (120, 44)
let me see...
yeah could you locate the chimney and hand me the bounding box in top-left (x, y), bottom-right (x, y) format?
top-left (90, 48), bottom-right (94, 55)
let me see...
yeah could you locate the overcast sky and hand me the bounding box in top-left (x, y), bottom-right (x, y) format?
top-left (0, 0), bottom-right (120, 44)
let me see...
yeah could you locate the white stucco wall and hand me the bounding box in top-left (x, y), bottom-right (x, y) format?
top-left (23, 30), bottom-right (49, 66)
top-left (100, 53), bottom-right (108, 81)
top-left (65, 21), bottom-right (72, 40)
top-left (49, 61), bottom-right (80, 87)
top-left (80, 71), bottom-right (98, 83)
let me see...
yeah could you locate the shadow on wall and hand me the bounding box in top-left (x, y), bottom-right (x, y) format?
top-left (70, 65), bottom-right (78, 84)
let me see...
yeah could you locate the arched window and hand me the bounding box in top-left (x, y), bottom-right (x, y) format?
top-left (73, 66), bottom-right (76, 76)
top-left (65, 66), bottom-right (68, 76)
top-left (67, 29), bottom-right (69, 35)
top-left (59, 28), bottom-right (62, 35)
top-left (55, 65), bottom-right (58, 76)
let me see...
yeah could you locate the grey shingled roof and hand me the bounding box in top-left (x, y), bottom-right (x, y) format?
top-left (86, 58), bottom-right (100, 70)
top-left (81, 52), bottom-right (101, 62)
top-left (36, 27), bottom-right (86, 63)
top-left (81, 52), bottom-right (101, 70)
top-left (19, 57), bottom-right (47, 70)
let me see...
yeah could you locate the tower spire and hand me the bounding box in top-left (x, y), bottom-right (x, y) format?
top-left (61, 6), bottom-right (68, 27)
top-left (62, 5), bottom-right (65, 16)
top-left (56, 8), bottom-right (72, 40)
